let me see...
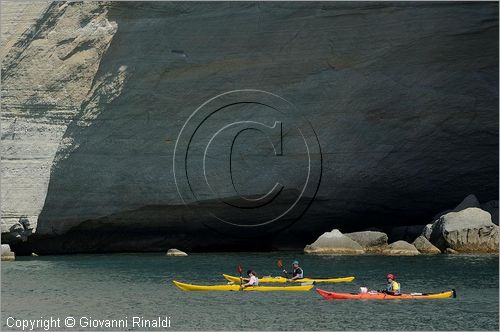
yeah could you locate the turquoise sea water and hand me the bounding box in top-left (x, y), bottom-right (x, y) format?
top-left (1, 253), bottom-right (498, 331)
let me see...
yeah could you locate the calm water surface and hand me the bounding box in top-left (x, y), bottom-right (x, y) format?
top-left (1, 253), bottom-right (498, 330)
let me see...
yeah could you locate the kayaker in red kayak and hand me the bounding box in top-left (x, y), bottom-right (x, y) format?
top-left (382, 274), bottom-right (401, 295)
top-left (241, 270), bottom-right (259, 288)
top-left (282, 260), bottom-right (304, 282)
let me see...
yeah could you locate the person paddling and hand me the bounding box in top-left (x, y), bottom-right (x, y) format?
top-left (282, 260), bottom-right (304, 281)
top-left (241, 270), bottom-right (259, 288)
top-left (383, 273), bottom-right (401, 295)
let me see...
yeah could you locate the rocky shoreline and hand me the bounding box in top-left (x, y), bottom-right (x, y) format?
top-left (2, 195), bottom-right (498, 260)
top-left (304, 195), bottom-right (499, 256)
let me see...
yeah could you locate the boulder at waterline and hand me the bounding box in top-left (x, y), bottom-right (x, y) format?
top-left (412, 236), bottom-right (441, 254)
top-left (2, 216), bottom-right (34, 244)
top-left (304, 229), bottom-right (365, 255)
top-left (444, 248), bottom-right (459, 254)
top-left (345, 231), bottom-right (388, 253)
top-left (166, 248), bottom-right (188, 256)
top-left (422, 224), bottom-right (434, 240)
top-left (481, 200), bottom-right (499, 225)
top-left (429, 208), bottom-right (499, 253)
top-left (382, 241), bottom-right (420, 256)
top-left (1, 244), bottom-right (15, 261)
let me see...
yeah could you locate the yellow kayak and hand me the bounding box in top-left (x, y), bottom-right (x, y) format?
top-left (173, 280), bottom-right (314, 292)
top-left (222, 274), bottom-right (355, 284)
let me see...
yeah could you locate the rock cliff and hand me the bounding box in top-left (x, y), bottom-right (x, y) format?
top-left (1, 2), bottom-right (498, 254)
top-left (1, 1), bottom-right (117, 243)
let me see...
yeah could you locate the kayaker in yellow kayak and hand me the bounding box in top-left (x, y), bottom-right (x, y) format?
top-left (282, 260), bottom-right (304, 282)
top-left (383, 273), bottom-right (401, 295)
top-left (241, 270), bottom-right (259, 288)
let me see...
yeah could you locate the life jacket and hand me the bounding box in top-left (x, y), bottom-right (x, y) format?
top-left (293, 267), bottom-right (304, 278)
top-left (391, 280), bottom-right (401, 293)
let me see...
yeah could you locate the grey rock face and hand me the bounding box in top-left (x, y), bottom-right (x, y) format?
top-left (1, 2), bottom-right (117, 245)
top-left (429, 208), bottom-right (499, 252)
top-left (383, 241), bottom-right (420, 256)
top-left (433, 194), bottom-right (481, 220)
top-left (455, 195), bottom-right (481, 212)
top-left (166, 248), bottom-right (188, 256)
top-left (481, 200), bottom-right (499, 225)
top-left (388, 225), bottom-right (426, 243)
top-left (345, 231), bottom-right (388, 252)
top-left (2, 2), bottom-right (499, 253)
top-left (1, 244), bottom-right (15, 261)
top-left (412, 235), bottom-right (441, 254)
top-left (304, 229), bottom-right (365, 255)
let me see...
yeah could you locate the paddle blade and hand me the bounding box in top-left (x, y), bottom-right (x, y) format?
top-left (277, 259), bottom-right (283, 269)
top-left (237, 264), bottom-right (243, 274)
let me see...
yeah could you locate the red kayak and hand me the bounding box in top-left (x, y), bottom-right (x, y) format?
top-left (316, 288), bottom-right (456, 300)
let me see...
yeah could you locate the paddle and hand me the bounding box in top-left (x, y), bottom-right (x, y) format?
top-left (277, 259), bottom-right (292, 283)
top-left (277, 259), bottom-right (283, 270)
top-left (277, 259), bottom-right (286, 278)
top-left (278, 259), bottom-right (292, 281)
